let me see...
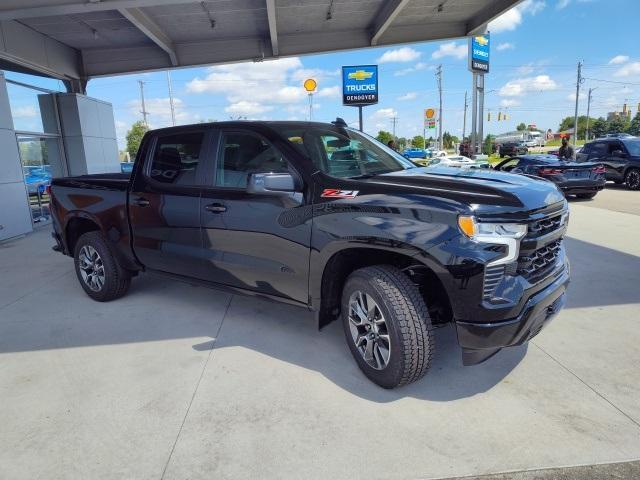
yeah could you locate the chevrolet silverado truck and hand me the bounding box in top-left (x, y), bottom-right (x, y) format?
top-left (50, 119), bottom-right (570, 388)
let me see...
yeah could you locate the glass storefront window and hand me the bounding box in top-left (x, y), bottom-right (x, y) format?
top-left (7, 82), bottom-right (59, 135)
top-left (17, 136), bottom-right (62, 224)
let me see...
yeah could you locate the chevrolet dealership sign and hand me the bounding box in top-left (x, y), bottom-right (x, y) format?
top-left (342, 65), bottom-right (379, 106)
top-left (468, 33), bottom-right (490, 73)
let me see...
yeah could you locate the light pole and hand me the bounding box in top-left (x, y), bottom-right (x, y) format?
top-left (303, 78), bottom-right (317, 121)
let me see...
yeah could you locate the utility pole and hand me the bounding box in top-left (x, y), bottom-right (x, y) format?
top-left (572, 61), bottom-right (582, 146)
top-left (391, 116), bottom-right (398, 140)
top-left (166, 71), bottom-right (176, 126)
top-left (138, 80), bottom-right (149, 127)
top-left (585, 87), bottom-right (596, 141)
top-left (462, 90), bottom-right (468, 141)
top-left (436, 64), bottom-right (443, 150)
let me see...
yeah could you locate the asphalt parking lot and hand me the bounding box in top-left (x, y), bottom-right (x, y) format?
top-left (1, 185), bottom-right (639, 480)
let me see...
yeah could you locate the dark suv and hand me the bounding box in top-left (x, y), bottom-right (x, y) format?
top-left (578, 137), bottom-right (640, 189)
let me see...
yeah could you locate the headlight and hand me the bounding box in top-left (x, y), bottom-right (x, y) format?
top-left (458, 215), bottom-right (527, 266)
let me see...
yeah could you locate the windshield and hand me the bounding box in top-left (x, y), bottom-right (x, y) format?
top-left (623, 139), bottom-right (640, 156)
top-left (274, 125), bottom-right (416, 178)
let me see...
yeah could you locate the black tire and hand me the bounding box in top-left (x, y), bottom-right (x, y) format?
top-left (624, 168), bottom-right (640, 190)
top-left (341, 265), bottom-right (434, 388)
top-left (74, 231), bottom-right (131, 301)
top-left (576, 192), bottom-right (597, 199)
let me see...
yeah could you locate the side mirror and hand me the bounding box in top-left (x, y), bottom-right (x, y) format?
top-left (247, 172), bottom-right (301, 195)
top-left (612, 150), bottom-right (627, 158)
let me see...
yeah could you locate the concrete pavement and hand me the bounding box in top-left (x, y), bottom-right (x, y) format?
top-left (0, 192), bottom-right (639, 479)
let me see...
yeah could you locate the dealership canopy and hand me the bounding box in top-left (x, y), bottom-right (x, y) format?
top-left (0, 0), bottom-right (518, 89)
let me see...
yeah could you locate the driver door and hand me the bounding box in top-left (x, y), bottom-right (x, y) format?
top-left (199, 129), bottom-right (311, 304)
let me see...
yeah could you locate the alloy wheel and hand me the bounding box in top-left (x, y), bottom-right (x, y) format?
top-left (78, 245), bottom-right (105, 292)
top-left (348, 291), bottom-right (391, 370)
top-left (627, 170), bottom-right (640, 190)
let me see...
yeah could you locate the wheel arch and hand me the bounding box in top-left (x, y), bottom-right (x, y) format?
top-left (312, 243), bottom-right (452, 329)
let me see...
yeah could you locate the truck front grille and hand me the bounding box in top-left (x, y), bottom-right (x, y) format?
top-left (518, 238), bottom-right (562, 280)
top-left (528, 214), bottom-right (563, 238)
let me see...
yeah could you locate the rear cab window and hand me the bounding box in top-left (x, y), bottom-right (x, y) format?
top-left (148, 131), bottom-right (205, 186)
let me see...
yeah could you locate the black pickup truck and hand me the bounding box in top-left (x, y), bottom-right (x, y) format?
top-left (50, 119), bottom-right (570, 388)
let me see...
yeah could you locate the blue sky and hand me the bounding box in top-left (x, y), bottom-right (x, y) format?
top-left (5, 0), bottom-right (640, 148)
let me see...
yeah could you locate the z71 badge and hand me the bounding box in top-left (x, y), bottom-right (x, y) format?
top-left (321, 189), bottom-right (359, 199)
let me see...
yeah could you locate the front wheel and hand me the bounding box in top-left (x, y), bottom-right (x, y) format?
top-left (624, 168), bottom-right (640, 190)
top-left (341, 265), bottom-right (434, 388)
top-left (74, 231), bottom-right (131, 301)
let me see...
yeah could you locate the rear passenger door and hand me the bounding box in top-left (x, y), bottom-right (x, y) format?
top-left (129, 129), bottom-right (212, 278)
top-left (199, 129), bottom-right (311, 304)
top-left (604, 141), bottom-right (628, 181)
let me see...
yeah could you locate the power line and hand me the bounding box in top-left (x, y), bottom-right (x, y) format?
top-left (583, 77), bottom-right (640, 87)
top-left (436, 64), bottom-right (443, 150)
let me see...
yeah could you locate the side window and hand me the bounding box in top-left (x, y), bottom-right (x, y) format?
top-left (216, 132), bottom-right (288, 188)
top-left (500, 159), bottom-right (520, 171)
top-left (590, 142), bottom-right (608, 159)
top-left (149, 132), bottom-right (204, 185)
top-left (608, 142), bottom-right (624, 155)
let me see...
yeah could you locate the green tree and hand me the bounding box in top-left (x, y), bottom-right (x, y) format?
top-left (558, 115), bottom-right (598, 140)
top-left (483, 134), bottom-right (495, 155)
top-left (590, 117), bottom-right (607, 139)
top-left (376, 130), bottom-right (394, 145)
top-left (516, 122), bottom-right (527, 131)
top-left (627, 112), bottom-right (640, 136)
top-left (411, 135), bottom-right (425, 149)
top-left (607, 116), bottom-right (627, 135)
top-left (126, 121), bottom-right (149, 158)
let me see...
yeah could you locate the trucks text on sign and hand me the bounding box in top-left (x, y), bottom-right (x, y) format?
top-left (342, 65), bottom-right (379, 106)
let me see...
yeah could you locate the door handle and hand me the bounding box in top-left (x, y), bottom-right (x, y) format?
top-left (133, 197), bottom-right (150, 207)
top-left (204, 203), bottom-right (227, 213)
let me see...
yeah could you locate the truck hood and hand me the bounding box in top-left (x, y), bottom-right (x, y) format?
top-left (358, 166), bottom-right (565, 211)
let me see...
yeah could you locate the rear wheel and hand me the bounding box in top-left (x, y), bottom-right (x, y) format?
top-left (624, 168), bottom-right (640, 190)
top-left (74, 231), bottom-right (131, 301)
top-left (341, 265), bottom-right (434, 388)
top-left (576, 192), bottom-right (597, 199)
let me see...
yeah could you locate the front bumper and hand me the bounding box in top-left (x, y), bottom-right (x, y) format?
top-left (455, 262), bottom-right (570, 365)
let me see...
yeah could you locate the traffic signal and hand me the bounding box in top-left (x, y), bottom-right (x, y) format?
top-left (497, 112), bottom-right (502, 121)
top-left (488, 112), bottom-right (491, 121)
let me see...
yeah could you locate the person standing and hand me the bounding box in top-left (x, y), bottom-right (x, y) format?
top-left (558, 137), bottom-right (575, 160)
top-left (387, 140), bottom-right (397, 151)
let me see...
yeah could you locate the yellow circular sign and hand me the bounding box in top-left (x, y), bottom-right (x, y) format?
top-left (303, 78), bottom-right (317, 92)
top-left (425, 108), bottom-right (435, 119)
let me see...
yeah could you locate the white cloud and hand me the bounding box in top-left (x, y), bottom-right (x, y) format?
top-left (609, 55), bottom-right (629, 65)
top-left (370, 108), bottom-right (397, 120)
top-left (489, 0), bottom-right (545, 33)
top-left (499, 75), bottom-right (558, 96)
top-left (290, 67), bottom-right (339, 83)
top-left (500, 99), bottom-right (520, 107)
top-left (431, 42), bottom-right (467, 60)
top-left (225, 101), bottom-right (273, 117)
top-left (557, 0), bottom-right (571, 8)
top-left (496, 42), bottom-right (515, 51)
top-left (397, 92), bottom-right (417, 101)
top-left (317, 86), bottom-right (340, 98)
top-left (127, 97), bottom-right (194, 127)
top-left (12, 105), bottom-right (38, 118)
top-left (614, 62), bottom-right (640, 77)
top-left (377, 47), bottom-right (421, 63)
top-left (394, 62), bottom-right (431, 77)
top-left (186, 57), bottom-right (306, 104)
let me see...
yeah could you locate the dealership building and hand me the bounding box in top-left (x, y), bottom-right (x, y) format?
top-left (0, 0), bottom-right (517, 242)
